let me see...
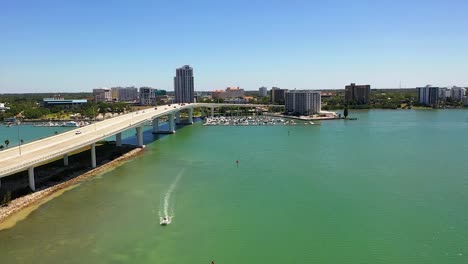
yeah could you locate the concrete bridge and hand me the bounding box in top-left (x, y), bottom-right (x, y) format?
top-left (0, 103), bottom-right (280, 190)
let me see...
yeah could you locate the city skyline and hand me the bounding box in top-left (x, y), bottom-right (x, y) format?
top-left (1, 0), bottom-right (468, 93)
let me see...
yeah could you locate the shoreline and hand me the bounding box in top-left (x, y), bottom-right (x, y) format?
top-left (0, 147), bottom-right (144, 230)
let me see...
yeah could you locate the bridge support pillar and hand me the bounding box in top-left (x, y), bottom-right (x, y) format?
top-left (188, 108), bottom-right (194, 124)
top-left (169, 113), bottom-right (175, 133)
top-left (116, 133), bottom-right (122, 147)
top-left (28, 167), bottom-right (35, 191)
top-left (91, 143), bottom-right (96, 168)
top-left (64, 154), bottom-right (69, 166)
top-left (211, 107), bottom-right (214, 117)
top-left (152, 118), bottom-right (159, 133)
top-left (136, 126), bottom-right (144, 147)
top-left (175, 112), bottom-right (181, 124)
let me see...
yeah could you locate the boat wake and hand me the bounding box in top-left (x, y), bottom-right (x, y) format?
top-left (159, 169), bottom-right (184, 224)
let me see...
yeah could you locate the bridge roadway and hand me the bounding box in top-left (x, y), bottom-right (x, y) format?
top-left (0, 103), bottom-right (275, 190)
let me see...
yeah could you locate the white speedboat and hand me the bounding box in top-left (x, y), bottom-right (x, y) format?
top-left (160, 217), bottom-right (170, 226)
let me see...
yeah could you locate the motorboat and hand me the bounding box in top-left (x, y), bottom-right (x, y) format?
top-left (160, 216), bottom-right (170, 226)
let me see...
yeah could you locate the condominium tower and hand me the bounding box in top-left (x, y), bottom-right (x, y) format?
top-left (285, 90), bottom-right (321, 115)
top-left (451, 86), bottom-right (466, 101)
top-left (417, 85), bottom-right (439, 106)
top-left (345, 83), bottom-right (371, 104)
top-left (174, 65), bottom-right (194, 103)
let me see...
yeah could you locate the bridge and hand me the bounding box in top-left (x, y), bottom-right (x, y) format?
top-left (0, 103), bottom-right (280, 190)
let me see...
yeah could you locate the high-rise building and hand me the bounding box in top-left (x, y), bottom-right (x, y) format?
top-left (451, 86), bottom-right (466, 101)
top-left (438, 87), bottom-right (451, 99)
top-left (93, 88), bottom-right (112, 102)
top-left (174, 65), bottom-right (194, 103)
top-left (417, 85), bottom-right (439, 106)
top-left (259, 86), bottom-right (268, 97)
top-left (271, 87), bottom-right (288, 104)
top-left (345, 83), bottom-right (371, 104)
top-left (285, 90), bottom-right (321, 115)
top-left (139, 87), bottom-right (156, 105)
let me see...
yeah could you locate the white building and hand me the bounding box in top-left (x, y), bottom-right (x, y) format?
top-left (0, 103), bottom-right (10, 112)
top-left (259, 86), bottom-right (268, 97)
top-left (451, 86), bottom-right (466, 101)
top-left (93, 88), bottom-right (112, 102)
top-left (417, 85), bottom-right (439, 106)
top-left (212, 87), bottom-right (245, 99)
top-left (139, 87), bottom-right (156, 105)
top-left (174, 65), bottom-right (194, 103)
top-left (438, 87), bottom-right (451, 99)
top-left (285, 90), bottom-right (321, 115)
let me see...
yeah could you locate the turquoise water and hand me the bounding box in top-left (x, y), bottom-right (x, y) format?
top-left (0, 110), bottom-right (468, 264)
top-left (0, 124), bottom-right (72, 147)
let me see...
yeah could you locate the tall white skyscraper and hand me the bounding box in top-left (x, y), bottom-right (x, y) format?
top-left (174, 65), bottom-right (194, 103)
top-left (259, 86), bottom-right (268, 97)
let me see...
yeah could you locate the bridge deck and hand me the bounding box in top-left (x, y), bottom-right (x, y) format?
top-left (0, 103), bottom-right (273, 177)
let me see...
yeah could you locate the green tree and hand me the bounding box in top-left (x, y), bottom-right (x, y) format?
top-left (23, 108), bottom-right (43, 119)
top-left (0, 145), bottom-right (4, 150)
top-left (4, 139), bottom-right (10, 148)
top-left (344, 106), bottom-right (349, 119)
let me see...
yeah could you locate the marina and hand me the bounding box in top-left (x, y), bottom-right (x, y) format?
top-left (33, 121), bottom-right (90, 127)
top-left (203, 116), bottom-right (318, 126)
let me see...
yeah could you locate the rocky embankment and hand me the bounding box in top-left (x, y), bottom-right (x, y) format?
top-left (0, 143), bottom-right (144, 224)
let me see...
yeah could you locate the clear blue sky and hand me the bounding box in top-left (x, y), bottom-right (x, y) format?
top-left (1, 0), bottom-right (467, 92)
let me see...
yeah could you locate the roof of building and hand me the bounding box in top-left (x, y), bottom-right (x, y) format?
top-left (226, 87), bottom-right (242, 91)
top-left (43, 99), bottom-right (88, 104)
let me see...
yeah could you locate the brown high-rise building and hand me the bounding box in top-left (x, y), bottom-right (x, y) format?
top-left (345, 83), bottom-right (371, 104)
top-left (270, 87), bottom-right (288, 104)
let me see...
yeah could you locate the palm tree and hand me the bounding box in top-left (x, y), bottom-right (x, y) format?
top-left (344, 106), bottom-right (349, 119)
top-left (0, 145), bottom-right (4, 150)
top-left (4, 139), bottom-right (9, 148)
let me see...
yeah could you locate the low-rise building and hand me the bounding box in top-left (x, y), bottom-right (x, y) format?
top-left (212, 87), bottom-right (245, 99)
top-left (0, 103), bottom-right (10, 112)
top-left (285, 90), bottom-right (321, 115)
top-left (43, 96), bottom-right (87, 108)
